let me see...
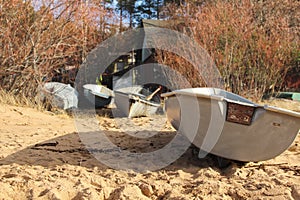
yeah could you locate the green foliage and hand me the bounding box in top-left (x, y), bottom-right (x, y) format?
top-left (115, 0), bottom-right (164, 27)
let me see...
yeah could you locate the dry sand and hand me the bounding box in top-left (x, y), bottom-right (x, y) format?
top-left (0, 100), bottom-right (299, 200)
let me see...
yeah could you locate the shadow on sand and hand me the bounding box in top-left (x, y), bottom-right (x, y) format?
top-left (0, 130), bottom-right (240, 174)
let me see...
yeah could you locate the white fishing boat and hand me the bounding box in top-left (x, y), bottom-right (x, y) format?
top-left (114, 86), bottom-right (161, 118)
top-left (161, 88), bottom-right (300, 162)
top-left (83, 84), bottom-right (114, 108)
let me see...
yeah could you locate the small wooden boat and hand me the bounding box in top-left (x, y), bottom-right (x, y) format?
top-left (41, 82), bottom-right (78, 110)
top-left (114, 86), bottom-right (161, 118)
top-left (161, 88), bottom-right (300, 162)
top-left (83, 84), bottom-right (114, 108)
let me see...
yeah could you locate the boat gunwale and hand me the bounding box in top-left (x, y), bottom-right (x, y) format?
top-left (83, 84), bottom-right (114, 98)
top-left (161, 89), bottom-right (300, 118)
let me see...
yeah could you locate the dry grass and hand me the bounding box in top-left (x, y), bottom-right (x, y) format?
top-left (0, 89), bottom-right (75, 119)
top-left (0, 89), bottom-right (49, 111)
top-left (0, 89), bottom-right (34, 107)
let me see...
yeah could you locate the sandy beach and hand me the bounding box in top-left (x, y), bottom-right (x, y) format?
top-left (0, 100), bottom-right (299, 200)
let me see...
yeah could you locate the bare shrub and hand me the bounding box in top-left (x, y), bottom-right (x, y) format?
top-left (157, 0), bottom-right (299, 100)
top-left (0, 0), bottom-right (113, 103)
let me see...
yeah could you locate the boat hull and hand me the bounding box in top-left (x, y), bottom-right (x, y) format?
top-left (163, 88), bottom-right (300, 162)
top-left (83, 84), bottom-right (113, 108)
top-left (115, 91), bottom-right (160, 118)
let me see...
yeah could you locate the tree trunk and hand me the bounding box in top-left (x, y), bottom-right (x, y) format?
top-left (119, 7), bottom-right (123, 33)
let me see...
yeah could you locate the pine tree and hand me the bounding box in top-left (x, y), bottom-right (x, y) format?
top-left (124, 0), bottom-right (137, 28)
top-left (134, 0), bottom-right (163, 23)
